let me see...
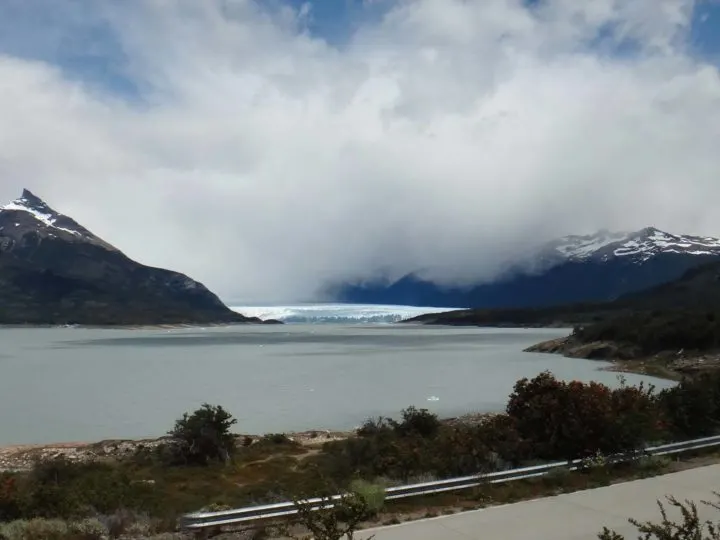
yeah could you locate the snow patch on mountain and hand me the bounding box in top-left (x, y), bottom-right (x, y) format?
top-left (1, 190), bottom-right (81, 237)
top-left (545, 227), bottom-right (720, 264)
top-left (2, 201), bottom-right (80, 237)
top-left (0, 189), bottom-right (117, 251)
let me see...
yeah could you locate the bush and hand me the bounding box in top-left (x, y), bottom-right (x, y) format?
top-left (473, 414), bottom-right (529, 467)
top-left (316, 411), bottom-right (495, 482)
top-left (0, 518), bottom-right (69, 540)
top-left (507, 372), bottom-right (660, 461)
top-left (261, 433), bottom-right (293, 445)
top-left (356, 417), bottom-right (392, 438)
top-left (279, 489), bottom-right (377, 540)
top-left (167, 403), bottom-right (237, 466)
top-left (0, 475), bottom-right (23, 521)
top-left (68, 518), bottom-right (107, 539)
top-left (633, 455), bottom-right (671, 478)
top-left (599, 494), bottom-right (720, 539)
top-left (0, 459), bottom-right (158, 522)
top-left (348, 480), bottom-right (386, 516)
top-left (391, 407), bottom-right (441, 439)
top-left (98, 509), bottom-right (156, 538)
top-left (658, 372), bottom-right (720, 438)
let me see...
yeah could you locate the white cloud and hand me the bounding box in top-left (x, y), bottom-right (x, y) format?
top-left (0, 0), bottom-right (719, 302)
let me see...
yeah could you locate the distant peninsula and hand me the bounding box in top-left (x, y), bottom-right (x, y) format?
top-left (406, 260), bottom-right (720, 379)
top-left (0, 189), bottom-right (276, 326)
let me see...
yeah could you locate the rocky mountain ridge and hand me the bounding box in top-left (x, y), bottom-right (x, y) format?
top-left (0, 189), bottom-right (266, 326)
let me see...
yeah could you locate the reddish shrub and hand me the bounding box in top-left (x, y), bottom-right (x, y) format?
top-left (507, 372), bottom-right (660, 461)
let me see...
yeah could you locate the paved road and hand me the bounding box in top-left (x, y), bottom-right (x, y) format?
top-left (359, 465), bottom-right (720, 539)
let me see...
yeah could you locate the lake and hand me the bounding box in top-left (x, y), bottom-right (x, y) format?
top-left (0, 324), bottom-right (674, 445)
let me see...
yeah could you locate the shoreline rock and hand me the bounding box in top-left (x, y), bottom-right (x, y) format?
top-left (524, 336), bottom-right (640, 360)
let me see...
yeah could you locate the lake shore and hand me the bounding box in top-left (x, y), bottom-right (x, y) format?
top-left (0, 413), bottom-right (498, 472)
top-left (525, 336), bottom-right (720, 381)
top-left (0, 319), bottom-right (282, 330)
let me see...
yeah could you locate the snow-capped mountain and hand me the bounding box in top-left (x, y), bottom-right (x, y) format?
top-left (0, 189), bottom-right (115, 249)
top-left (0, 189), bottom-right (262, 325)
top-left (333, 227), bottom-right (720, 310)
top-left (544, 227), bottom-right (720, 263)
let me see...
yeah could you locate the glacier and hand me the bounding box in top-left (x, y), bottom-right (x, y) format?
top-left (230, 303), bottom-right (458, 324)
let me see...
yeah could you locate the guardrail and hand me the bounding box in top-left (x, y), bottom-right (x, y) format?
top-left (180, 434), bottom-right (720, 532)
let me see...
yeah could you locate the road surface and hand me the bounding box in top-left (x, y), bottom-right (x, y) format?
top-left (359, 465), bottom-right (720, 539)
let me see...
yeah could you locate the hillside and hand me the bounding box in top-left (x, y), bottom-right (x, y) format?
top-left (408, 260), bottom-right (720, 376)
top-left (404, 259), bottom-right (720, 327)
top-left (0, 190), bottom-right (266, 326)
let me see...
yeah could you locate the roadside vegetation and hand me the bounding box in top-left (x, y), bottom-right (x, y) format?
top-left (2, 370), bottom-right (720, 538)
top-left (599, 493), bottom-right (720, 539)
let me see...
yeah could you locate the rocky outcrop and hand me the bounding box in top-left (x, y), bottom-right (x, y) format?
top-left (524, 337), bottom-right (642, 360)
top-left (0, 190), bottom-right (268, 326)
top-left (525, 336), bottom-right (720, 379)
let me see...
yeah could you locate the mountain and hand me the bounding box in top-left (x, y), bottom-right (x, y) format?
top-left (405, 258), bottom-right (720, 327)
top-left (0, 189), bottom-right (262, 326)
top-left (332, 227), bottom-right (720, 309)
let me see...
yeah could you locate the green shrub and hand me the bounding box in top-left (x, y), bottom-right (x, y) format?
top-left (68, 518), bottom-right (107, 540)
top-left (356, 417), bottom-right (392, 438)
top-left (167, 403), bottom-right (237, 466)
top-left (98, 509), bottom-right (156, 539)
top-left (0, 459), bottom-right (158, 522)
top-left (315, 411), bottom-right (496, 483)
top-left (542, 466), bottom-right (572, 488)
top-left (599, 494), bottom-right (720, 539)
top-left (392, 407), bottom-right (440, 439)
top-left (279, 490), bottom-right (377, 540)
top-left (473, 414), bottom-right (529, 467)
top-left (348, 480), bottom-right (386, 515)
top-left (658, 372), bottom-right (720, 438)
top-left (261, 433), bottom-right (293, 445)
top-left (0, 518), bottom-right (69, 540)
top-left (632, 455), bottom-right (671, 478)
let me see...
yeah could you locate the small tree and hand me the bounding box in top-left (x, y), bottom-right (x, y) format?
top-left (168, 403), bottom-right (237, 465)
top-left (392, 406), bottom-right (441, 439)
top-left (277, 480), bottom-right (384, 540)
top-left (658, 373), bottom-right (720, 439)
top-left (276, 493), bottom-right (374, 540)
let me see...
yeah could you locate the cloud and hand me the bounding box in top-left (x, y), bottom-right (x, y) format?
top-left (0, 0), bottom-right (719, 302)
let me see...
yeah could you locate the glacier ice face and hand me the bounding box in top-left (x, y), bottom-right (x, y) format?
top-left (230, 303), bottom-right (458, 324)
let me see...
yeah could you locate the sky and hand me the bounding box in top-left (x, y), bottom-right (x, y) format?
top-left (1, 0), bottom-right (720, 303)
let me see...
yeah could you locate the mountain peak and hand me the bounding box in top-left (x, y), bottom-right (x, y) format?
top-left (0, 190), bottom-right (250, 325)
top-left (547, 227), bottom-right (720, 263)
top-left (20, 188), bottom-right (45, 205)
top-left (0, 190), bottom-right (116, 250)
top-left (6, 189), bottom-right (55, 216)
